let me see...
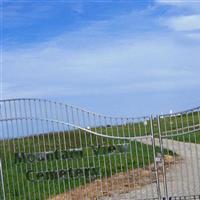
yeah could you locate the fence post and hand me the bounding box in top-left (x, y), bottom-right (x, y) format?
top-left (150, 115), bottom-right (162, 200)
top-left (157, 115), bottom-right (169, 200)
top-left (0, 159), bottom-right (5, 200)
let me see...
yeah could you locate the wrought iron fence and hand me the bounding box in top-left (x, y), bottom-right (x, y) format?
top-left (0, 98), bottom-right (199, 200)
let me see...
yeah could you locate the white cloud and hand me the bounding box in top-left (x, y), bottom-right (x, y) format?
top-left (155, 0), bottom-right (200, 15)
top-left (156, 0), bottom-right (186, 5)
top-left (3, 31), bottom-right (200, 99)
top-left (3, 6), bottom-right (200, 102)
top-left (156, 0), bottom-right (199, 7)
top-left (165, 15), bottom-right (200, 31)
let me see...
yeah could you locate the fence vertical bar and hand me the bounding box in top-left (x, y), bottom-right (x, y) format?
top-left (157, 115), bottom-right (169, 200)
top-left (0, 159), bottom-right (5, 200)
top-left (150, 115), bottom-right (162, 200)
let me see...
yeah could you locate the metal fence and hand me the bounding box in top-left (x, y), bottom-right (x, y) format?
top-left (0, 98), bottom-right (199, 200)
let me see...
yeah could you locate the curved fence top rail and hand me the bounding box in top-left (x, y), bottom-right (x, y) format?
top-left (0, 98), bottom-right (199, 119)
top-left (0, 117), bottom-right (150, 141)
top-left (0, 98), bottom-right (149, 120)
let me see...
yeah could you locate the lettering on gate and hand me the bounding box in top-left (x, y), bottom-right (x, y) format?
top-left (14, 144), bottom-right (129, 182)
top-left (26, 167), bottom-right (100, 182)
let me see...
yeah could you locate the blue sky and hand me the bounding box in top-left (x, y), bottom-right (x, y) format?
top-left (2, 0), bottom-right (200, 117)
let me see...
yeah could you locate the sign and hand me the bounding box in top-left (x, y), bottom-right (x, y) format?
top-left (14, 144), bottom-right (129, 182)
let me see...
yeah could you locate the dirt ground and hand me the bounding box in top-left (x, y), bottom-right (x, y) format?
top-left (48, 155), bottom-right (179, 200)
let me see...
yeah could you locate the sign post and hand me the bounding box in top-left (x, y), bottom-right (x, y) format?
top-left (0, 159), bottom-right (5, 200)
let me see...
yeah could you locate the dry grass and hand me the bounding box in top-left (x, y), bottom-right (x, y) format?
top-left (48, 155), bottom-right (180, 200)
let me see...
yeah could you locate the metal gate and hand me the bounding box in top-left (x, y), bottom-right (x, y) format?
top-left (0, 98), bottom-right (199, 200)
top-left (156, 108), bottom-right (200, 199)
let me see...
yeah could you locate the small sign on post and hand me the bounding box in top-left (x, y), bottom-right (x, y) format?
top-left (155, 153), bottom-right (163, 167)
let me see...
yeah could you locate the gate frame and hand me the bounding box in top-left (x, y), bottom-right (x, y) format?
top-left (157, 116), bottom-right (169, 200)
top-left (150, 116), bottom-right (162, 200)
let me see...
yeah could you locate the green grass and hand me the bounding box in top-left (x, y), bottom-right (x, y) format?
top-left (157, 111), bottom-right (200, 143)
top-left (171, 131), bottom-right (200, 143)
